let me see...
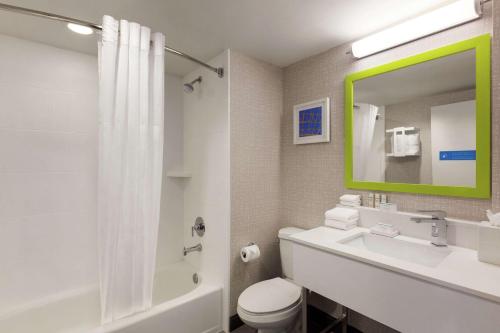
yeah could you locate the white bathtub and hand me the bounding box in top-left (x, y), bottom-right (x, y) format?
top-left (0, 261), bottom-right (222, 333)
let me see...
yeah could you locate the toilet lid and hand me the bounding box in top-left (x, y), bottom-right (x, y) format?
top-left (238, 278), bottom-right (302, 313)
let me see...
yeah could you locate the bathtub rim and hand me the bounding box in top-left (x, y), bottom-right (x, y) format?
top-left (88, 283), bottom-right (222, 333)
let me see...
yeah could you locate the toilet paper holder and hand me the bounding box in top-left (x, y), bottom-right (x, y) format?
top-left (240, 242), bottom-right (260, 262)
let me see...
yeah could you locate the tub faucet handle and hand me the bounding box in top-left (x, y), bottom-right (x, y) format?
top-left (191, 217), bottom-right (205, 237)
top-left (183, 243), bottom-right (202, 256)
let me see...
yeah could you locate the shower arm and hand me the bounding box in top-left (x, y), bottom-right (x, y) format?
top-left (0, 2), bottom-right (224, 78)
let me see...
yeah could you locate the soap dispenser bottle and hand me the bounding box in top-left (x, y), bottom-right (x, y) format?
top-left (374, 193), bottom-right (381, 208)
top-left (367, 193), bottom-right (374, 208)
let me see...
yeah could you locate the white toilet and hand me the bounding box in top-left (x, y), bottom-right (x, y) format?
top-left (237, 227), bottom-right (305, 333)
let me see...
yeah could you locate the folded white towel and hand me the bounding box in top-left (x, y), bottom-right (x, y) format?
top-left (406, 146), bottom-right (420, 155)
top-left (487, 210), bottom-right (500, 227)
top-left (406, 133), bottom-right (420, 145)
top-left (324, 207), bottom-right (359, 222)
top-left (339, 194), bottom-right (361, 202)
top-left (325, 219), bottom-right (357, 230)
top-left (340, 200), bottom-right (361, 207)
top-left (340, 199), bottom-right (361, 203)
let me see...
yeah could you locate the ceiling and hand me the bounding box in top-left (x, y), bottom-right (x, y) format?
top-left (355, 49), bottom-right (476, 106)
top-left (0, 0), bottom-right (453, 76)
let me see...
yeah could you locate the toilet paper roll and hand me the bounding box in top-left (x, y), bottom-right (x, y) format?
top-left (240, 244), bottom-right (260, 263)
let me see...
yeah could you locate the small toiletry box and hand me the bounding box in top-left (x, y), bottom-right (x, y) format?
top-left (478, 221), bottom-right (500, 266)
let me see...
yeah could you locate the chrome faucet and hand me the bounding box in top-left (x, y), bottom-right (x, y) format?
top-left (410, 210), bottom-right (448, 247)
top-left (183, 243), bottom-right (202, 256)
top-left (191, 217), bottom-right (206, 237)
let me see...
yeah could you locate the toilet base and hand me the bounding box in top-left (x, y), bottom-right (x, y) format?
top-left (241, 311), bottom-right (301, 333)
top-left (255, 319), bottom-right (299, 333)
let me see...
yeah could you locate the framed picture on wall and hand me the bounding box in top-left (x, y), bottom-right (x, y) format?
top-left (293, 97), bottom-right (330, 144)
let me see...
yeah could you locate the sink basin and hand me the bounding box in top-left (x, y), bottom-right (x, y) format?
top-left (338, 232), bottom-right (451, 268)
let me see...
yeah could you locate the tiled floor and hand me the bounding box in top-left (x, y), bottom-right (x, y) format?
top-left (232, 323), bottom-right (362, 333)
top-left (231, 325), bottom-right (255, 333)
top-left (231, 306), bottom-right (363, 333)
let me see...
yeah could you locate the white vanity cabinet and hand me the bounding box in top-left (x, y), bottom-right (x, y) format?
top-left (291, 227), bottom-right (500, 333)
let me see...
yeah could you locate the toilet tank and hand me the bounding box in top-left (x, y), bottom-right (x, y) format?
top-left (278, 227), bottom-right (305, 279)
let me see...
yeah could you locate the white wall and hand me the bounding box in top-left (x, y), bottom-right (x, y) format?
top-left (365, 106), bottom-right (385, 182)
top-left (0, 34), bottom-right (187, 317)
top-left (0, 34), bottom-right (98, 315)
top-left (156, 74), bottom-right (185, 269)
top-left (431, 100), bottom-right (476, 187)
top-left (182, 50), bottom-right (230, 332)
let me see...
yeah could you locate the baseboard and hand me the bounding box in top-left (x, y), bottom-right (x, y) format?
top-left (229, 314), bottom-right (244, 332)
top-left (308, 305), bottom-right (363, 333)
top-left (201, 326), bottom-right (223, 333)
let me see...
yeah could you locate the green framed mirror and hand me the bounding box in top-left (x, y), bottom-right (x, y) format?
top-left (344, 34), bottom-right (491, 198)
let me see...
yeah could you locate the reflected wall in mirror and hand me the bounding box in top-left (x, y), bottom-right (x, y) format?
top-left (345, 35), bottom-right (490, 198)
top-left (354, 50), bottom-right (476, 187)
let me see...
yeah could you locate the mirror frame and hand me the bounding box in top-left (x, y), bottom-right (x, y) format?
top-left (344, 34), bottom-right (491, 198)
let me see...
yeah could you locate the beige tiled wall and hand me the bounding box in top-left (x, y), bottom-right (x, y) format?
top-left (229, 51), bottom-right (283, 315)
top-left (493, 0), bottom-right (500, 212)
top-left (281, 3), bottom-right (496, 231)
top-left (278, 3), bottom-right (498, 332)
top-left (228, 1), bottom-right (500, 328)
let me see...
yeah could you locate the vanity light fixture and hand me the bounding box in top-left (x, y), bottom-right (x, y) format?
top-left (351, 0), bottom-right (482, 58)
top-left (67, 23), bottom-right (93, 35)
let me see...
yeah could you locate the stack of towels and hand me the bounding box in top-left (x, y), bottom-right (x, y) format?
top-left (406, 133), bottom-right (420, 155)
top-left (324, 207), bottom-right (359, 230)
top-left (487, 210), bottom-right (500, 227)
top-left (339, 194), bottom-right (361, 207)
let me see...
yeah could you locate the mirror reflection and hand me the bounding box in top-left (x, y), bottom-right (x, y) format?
top-left (353, 49), bottom-right (476, 187)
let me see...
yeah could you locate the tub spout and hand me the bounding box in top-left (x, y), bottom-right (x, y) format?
top-left (183, 243), bottom-right (202, 256)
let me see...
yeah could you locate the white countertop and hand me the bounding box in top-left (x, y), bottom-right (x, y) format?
top-left (290, 226), bottom-right (500, 304)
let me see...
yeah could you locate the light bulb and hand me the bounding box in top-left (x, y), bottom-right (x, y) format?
top-left (67, 23), bottom-right (93, 35)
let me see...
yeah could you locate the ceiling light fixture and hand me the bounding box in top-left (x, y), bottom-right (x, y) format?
top-left (67, 23), bottom-right (93, 35)
top-left (351, 0), bottom-right (482, 58)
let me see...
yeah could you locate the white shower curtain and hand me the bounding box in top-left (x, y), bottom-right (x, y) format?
top-left (353, 103), bottom-right (378, 180)
top-left (97, 15), bottom-right (165, 323)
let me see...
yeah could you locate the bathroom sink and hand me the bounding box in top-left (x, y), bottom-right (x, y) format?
top-left (338, 232), bottom-right (451, 268)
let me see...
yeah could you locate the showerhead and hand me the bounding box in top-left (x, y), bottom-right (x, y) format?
top-left (183, 76), bottom-right (202, 94)
top-left (184, 83), bottom-right (194, 94)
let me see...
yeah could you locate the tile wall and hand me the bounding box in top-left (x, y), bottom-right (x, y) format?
top-left (0, 34), bottom-right (98, 314)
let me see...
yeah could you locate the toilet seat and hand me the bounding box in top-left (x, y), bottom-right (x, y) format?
top-left (237, 297), bottom-right (302, 327)
top-left (237, 278), bottom-right (302, 314)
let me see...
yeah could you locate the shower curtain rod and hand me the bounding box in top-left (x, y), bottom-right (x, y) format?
top-left (0, 2), bottom-right (224, 78)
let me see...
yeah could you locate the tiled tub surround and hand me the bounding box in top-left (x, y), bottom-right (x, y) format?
top-left (0, 34), bottom-right (98, 315)
top-left (281, 2), bottom-right (496, 227)
top-left (183, 50), bottom-right (231, 331)
top-left (0, 33), bottom-right (196, 326)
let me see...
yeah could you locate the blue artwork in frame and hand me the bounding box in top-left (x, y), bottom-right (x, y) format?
top-left (299, 106), bottom-right (322, 137)
top-left (293, 98), bottom-right (330, 144)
